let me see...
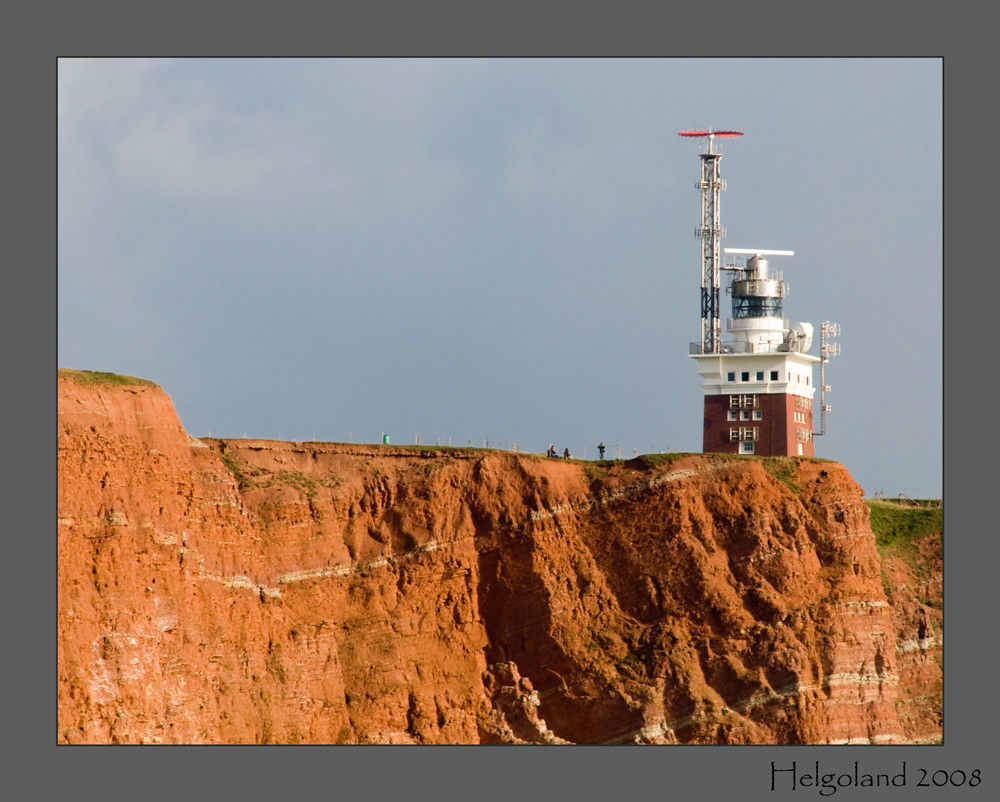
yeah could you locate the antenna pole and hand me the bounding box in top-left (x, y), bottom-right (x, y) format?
top-left (816, 321), bottom-right (840, 436)
top-left (678, 129), bottom-right (743, 354)
top-left (701, 149), bottom-right (723, 353)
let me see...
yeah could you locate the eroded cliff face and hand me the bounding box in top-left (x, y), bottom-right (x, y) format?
top-left (879, 530), bottom-right (943, 744)
top-left (57, 375), bottom-right (938, 744)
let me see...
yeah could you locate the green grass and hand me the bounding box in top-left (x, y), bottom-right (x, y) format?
top-left (865, 498), bottom-right (943, 580)
top-left (58, 368), bottom-right (158, 388)
top-left (275, 469), bottom-right (320, 499)
top-left (582, 463), bottom-right (610, 482)
top-left (217, 452), bottom-right (251, 490)
top-left (759, 457), bottom-right (802, 492)
top-left (214, 442), bottom-right (349, 500)
top-left (630, 452), bottom-right (697, 469)
top-left (866, 499), bottom-right (943, 550)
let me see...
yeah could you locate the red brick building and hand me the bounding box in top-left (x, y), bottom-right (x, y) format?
top-left (692, 353), bottom-right (819, 456)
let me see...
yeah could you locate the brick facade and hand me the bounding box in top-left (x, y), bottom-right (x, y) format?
top-left (702, 391), bottom-right (814, 457)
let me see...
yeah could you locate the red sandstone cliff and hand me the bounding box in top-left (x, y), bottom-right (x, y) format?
top-left (57, 373), bottom-right (940, 744)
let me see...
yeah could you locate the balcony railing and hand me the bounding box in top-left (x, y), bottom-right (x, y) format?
top-left (689, 340), bottom-right (792, 355)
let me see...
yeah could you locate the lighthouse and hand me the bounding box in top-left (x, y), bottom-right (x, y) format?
top-left (679, 129), bottom-right (838, 457)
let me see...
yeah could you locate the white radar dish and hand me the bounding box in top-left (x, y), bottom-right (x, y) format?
top-left (791, 321), bottom-right (814, 353)
top-left (723, 248), bottom-right (794, 256)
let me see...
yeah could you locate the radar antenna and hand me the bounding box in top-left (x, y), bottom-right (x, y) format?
top-left (678, 129), bottom-right (744, 155)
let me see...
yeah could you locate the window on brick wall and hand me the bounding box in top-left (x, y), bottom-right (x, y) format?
top-left (753, 409), bottom-right (762, 420)
top-left (728, 411), bottom-right (737, 421)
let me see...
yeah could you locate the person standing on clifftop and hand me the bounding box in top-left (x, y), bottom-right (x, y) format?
top-left (598, 442), bottom-right (605, 460)
top-left (548, 445), bottom-right (557, 459)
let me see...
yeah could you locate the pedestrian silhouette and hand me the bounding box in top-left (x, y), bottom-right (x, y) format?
top-left (598, 442), bottom-right (605, 460)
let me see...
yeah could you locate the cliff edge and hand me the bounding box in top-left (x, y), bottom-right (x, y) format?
top-left (57, 371), bottom-right (940, 744)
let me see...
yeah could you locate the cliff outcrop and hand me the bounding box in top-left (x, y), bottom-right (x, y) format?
top-left (57, 372), bottom-right (940, 744)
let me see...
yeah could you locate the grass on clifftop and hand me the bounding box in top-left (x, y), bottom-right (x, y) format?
top-left (866, 498), bottom-right (943, 550)
top-left (58, 368), bottom-right (159, 388)
top-left (629, 452), bottom-right (698, 468)
top-left (866, 498), bottom-right (943, 583)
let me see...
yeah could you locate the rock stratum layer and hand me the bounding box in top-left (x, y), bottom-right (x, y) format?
top-left (57, 375), bottom-right (941, 744)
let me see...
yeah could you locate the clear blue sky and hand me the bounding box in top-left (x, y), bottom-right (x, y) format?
top-left (58, 58), bottom-right (941, 498)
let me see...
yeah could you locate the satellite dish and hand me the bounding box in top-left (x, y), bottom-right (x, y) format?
top-left (791, 322), bottom-right (813, 353)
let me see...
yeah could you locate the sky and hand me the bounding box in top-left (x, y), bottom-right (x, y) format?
top-left (57, 58), bottom-right (942, 498)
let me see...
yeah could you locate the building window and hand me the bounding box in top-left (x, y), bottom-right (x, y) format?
top-left (740, 441), bottom-right (755, 454)
top-left (741, 371), bottom-right (750, 382)
top-left (756, 371), bottom-right (764, 381)
top-left (770, 370), bottom-right (778, 380)
top-left (728, 411), bottom-right (737, 421)
top-left (728, 372), bottom-right (735, 382)
top-left (753, 409), bottom-right (762, 420)
top-left (740, 410), bottom-right (750, 421)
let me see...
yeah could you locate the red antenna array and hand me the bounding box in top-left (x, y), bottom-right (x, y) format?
top-left (678, 129), bottom-right (743, 154)
top-left (677, 130), bottom-right (743, 137)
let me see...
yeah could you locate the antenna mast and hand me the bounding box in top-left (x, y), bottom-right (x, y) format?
top-left (678, 128), bottom-right (743, 354)
top-left (816, 321), bottom-right (841, 436)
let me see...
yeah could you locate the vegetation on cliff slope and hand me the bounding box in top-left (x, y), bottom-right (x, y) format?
top-left (866, 499), bottom-right (942, 549)
top-left (58, 368), bottom-right (159, 388)
top-left (866, 497), bottom-right (943, 584)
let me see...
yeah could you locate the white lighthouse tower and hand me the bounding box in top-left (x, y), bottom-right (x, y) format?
top-left (679, 129), bottom-right (838, 456)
